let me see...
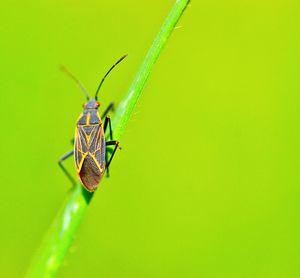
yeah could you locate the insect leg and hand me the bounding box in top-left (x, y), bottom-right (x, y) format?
top-left (105, 140), bottom-right (120, 177)
top-left (103, 115), bottom-right (113, 140)
top-left (101, 102), bottom-right (114, 119)
top-left (103, 114), bottom-right (120, 176)
top-left (105, 151), bottom-right (110, 177)
top-left (58, 150), bottom-right (76, 186)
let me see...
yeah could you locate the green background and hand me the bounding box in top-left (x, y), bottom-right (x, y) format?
top-left (1, 0), bottom-right (300, 277)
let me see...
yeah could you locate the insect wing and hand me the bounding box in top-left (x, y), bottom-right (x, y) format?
top-left (76, 123), bottom-right (106, 191)
top-left (74, 126), bottom-right (87, 173)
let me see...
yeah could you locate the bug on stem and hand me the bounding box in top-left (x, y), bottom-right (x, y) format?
top-left (58, 54), bottom-right (127, 192)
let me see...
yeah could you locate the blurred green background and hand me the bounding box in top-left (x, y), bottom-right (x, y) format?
top-left (1, 0), bottom-right (300, 277)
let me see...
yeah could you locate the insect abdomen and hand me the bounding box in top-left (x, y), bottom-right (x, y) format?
top-left (79, 154), bottom-right (102, 191)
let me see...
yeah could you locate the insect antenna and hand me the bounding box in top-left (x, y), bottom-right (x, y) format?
top-left (95, 54), bottom-right (128, 100)
top-left (60, 65), bottom-right (90, 100)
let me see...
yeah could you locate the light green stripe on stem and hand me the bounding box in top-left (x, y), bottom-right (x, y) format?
top-left (25, 1), bottom-right (190, 277)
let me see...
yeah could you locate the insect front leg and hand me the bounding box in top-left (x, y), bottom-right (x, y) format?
top-left (58, 150), bottom-right (76, 186)
top-left (101, 102), bottom-right (114, 119)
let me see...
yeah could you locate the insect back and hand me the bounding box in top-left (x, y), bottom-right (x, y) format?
top-left (75, 101), bottom-right (106, 192)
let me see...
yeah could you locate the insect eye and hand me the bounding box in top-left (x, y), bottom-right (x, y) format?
top-left (96, 101), bottom-right (100, 107)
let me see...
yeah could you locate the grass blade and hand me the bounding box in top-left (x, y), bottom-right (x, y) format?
top-left (25, 0), bottom-right (190, 277)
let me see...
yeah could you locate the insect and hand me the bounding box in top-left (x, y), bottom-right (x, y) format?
top-left (58, 54), bottom-right (127, 192)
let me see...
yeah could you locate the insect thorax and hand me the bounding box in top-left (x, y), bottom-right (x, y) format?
top-left (77, 109), bottom-right (101, 126)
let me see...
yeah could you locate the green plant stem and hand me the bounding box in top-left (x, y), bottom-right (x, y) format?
top-left (112, 0), bottom-right (190, 139)
top-left (25, 1), bottom-right (189, 277)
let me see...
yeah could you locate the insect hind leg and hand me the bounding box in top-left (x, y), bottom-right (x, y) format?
top-left (58, 150), bottom-right (76, 186)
